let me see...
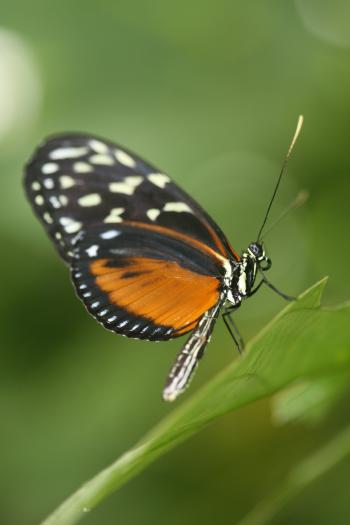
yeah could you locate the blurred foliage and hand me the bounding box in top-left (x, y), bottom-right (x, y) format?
top-left (239, 423), bottom-right (350, 525)
top-left (42, 281), bottom-right (350, 525)
top-left (1, 1), bottom-right (350, 524)
top-left (272, 374), bottom-right (350, 427)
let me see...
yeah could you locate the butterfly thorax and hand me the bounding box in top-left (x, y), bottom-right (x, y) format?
top-left (226, 242), bottom-right (271, 306)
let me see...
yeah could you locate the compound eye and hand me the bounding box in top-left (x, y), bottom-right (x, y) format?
top-left (249, 242), bottom-right (262, 257)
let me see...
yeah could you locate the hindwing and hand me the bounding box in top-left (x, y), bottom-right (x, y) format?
top-left (71, 223), bottom-right (225, 340)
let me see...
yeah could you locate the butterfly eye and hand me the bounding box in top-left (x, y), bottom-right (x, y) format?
top-left (249, 242), bottom-right (263, 258)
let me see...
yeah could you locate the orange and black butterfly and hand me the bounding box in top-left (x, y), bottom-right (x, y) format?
top-left (24, 118), bottom-right (302, 401)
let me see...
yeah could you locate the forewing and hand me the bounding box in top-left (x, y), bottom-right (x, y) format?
top-left (24, 133), bottom-right (238, 262)
top-left (71, 223), bottom-right (224, 341)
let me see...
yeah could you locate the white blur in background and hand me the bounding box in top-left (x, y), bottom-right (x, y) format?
top-left (0, 28), bottom-right (42, 144)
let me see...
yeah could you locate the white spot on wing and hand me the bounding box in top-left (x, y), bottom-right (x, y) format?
top-left (70, 231), bottom-right (84, 245)
top-left (35, 195), bottom-right (44, 205)
top-left (163, 202), bottom-right (193, 213)
top-left (89, 139), bottom-right (108, 154)
top-left (100, 229), bottom-right (121, 239)
top-left (59, 195), bottom-right (68, 206)
top-left (91, 301), bottom-right (100, 309)
top-left (147, 208), bottom-right (160, 221)
top-left (49, 195), bottom-right (61, 209)
top-left (89, 154), bottom-right (114, 165)
top-left (78, 193), bottom-right (102, 207)
top-left (104, 208), bottom-right (125, 223)
top-left (73, 162), bottom-right (92, 173)
top-left (109, 176), bottom-right (143, 195)
top-left (43, 212), bottom-right (53, 224)
top-left (42, 162), bottom-right (59, 174)
top-left (31, 181), bottom-right (41, 191)
top-left (43, 178), bottom-right (54, 189)
top-left (50, 146), bottom-right (88, 160)
top-left (85, 244), bottom-right (99, 257)
top-left (59, 216), bottom-right (82, 234)
top-left (60, 175), bottom-right (75, 188)
top-left (115, 149), bottom-right (136, 168)
top-left (148, 173), bottom-right (170, 188)
top-left (65, 221), bottom-right (82, 234)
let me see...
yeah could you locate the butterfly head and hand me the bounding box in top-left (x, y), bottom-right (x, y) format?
top-left (247, 242), bottom-right (271, 271)
top-left (230, 242), bottom-right (271, 302)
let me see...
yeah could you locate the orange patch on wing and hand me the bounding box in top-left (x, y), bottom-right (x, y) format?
top-left (90, 257), bottom-right (221, 335)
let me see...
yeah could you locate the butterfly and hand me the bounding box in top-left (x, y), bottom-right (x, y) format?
top-left (23, 117), bottom-right (303, 401)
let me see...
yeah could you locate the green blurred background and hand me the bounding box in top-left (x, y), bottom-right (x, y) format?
top-left (1, 1), bottom-right (350, 523)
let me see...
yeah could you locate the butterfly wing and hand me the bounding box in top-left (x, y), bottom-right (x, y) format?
top-left (24, 133), bottom-right (239, 263)
top-left (24, 133), bottom-right (237, 398)
top-left (71, 223), bottom-right (225, 340)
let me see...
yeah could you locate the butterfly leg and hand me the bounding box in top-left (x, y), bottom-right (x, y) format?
top-left (222, 306), bottom-right (245, 354)
top-left (257, 269), bottom-right (296, 301)
top-left (163, 301), bottom-right (222, 402)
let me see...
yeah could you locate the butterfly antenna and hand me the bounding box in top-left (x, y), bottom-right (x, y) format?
top-left (260, 190), bottom-right (309, 239)
top-left (257, 115), bottom-right (304, 241)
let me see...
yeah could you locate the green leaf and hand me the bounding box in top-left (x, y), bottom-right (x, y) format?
top-left (42, 278), bottom-right (350, 525)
